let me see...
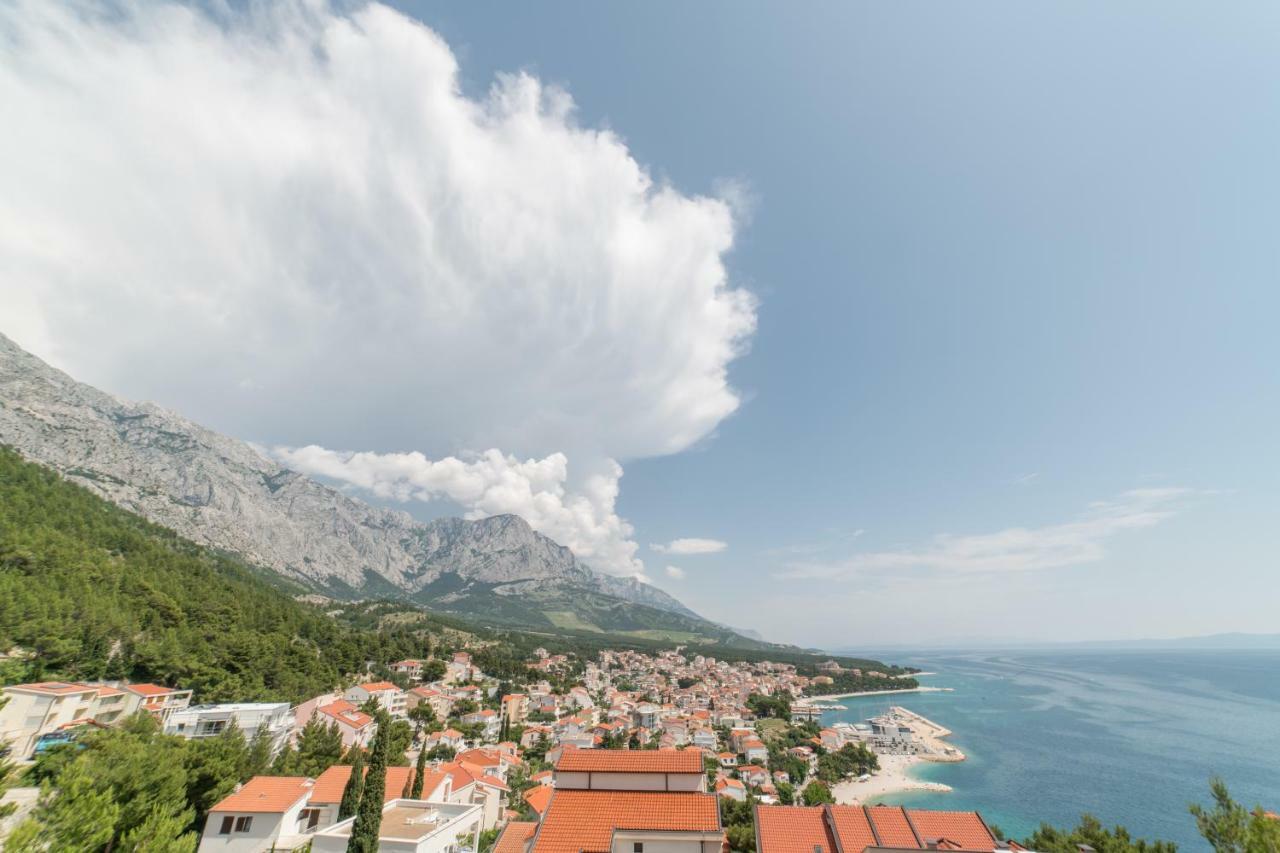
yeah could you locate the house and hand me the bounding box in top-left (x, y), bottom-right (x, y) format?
top-left (456, 746), bottom-right (523, 780)
top-left (742, 737), bottom-right (768, 764)
top-left (754, 804), bottom-right (998, 853)
top-left (312, 700), bottom-right (376, 749)
top-left (717, 752), bottom-right (738, 768)
top-left (390, 659), bottom-right (425, 680)
top-left (516, 749), bottom-right (722, 853)
top-left (522, 783), bottom-right (553, 817)
top-left (441, 761), bottom-right (510, 831)
top-left (198, 776), bottom-right (317, 852)
top-left (739, 765), bottom-right (769, 788)
top-left (308, 764), bottom-right (452, 828)
top-left (691, 729), bottom-right (718, 750)
top-left (124, 683), bottom-right (193, 725)
top-left (461, 708), bottom-right (501, 740)
top-left (423, 727), bottom-right (467, 753)
top-left (407, 686), bottom-right (454, 721)
top-left (553, 747), bottom-right (706, 792)
top-left (165, 703), bottom-right (294, 755)
top-left (632, 702), bottom-right (659, 730)
top-left (309, 800), bottom-right (483, 853)
top-left (345, 681), bottom-right (407, 719)
top-left (820, 728), bottom-right (842, 750)
top-left (501, 693), bottom-right (529, 725)
top-left (715, 777), bottom-right (746, 801)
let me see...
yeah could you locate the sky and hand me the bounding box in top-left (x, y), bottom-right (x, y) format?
top-left (2, 1), bottom-right (1278, 648)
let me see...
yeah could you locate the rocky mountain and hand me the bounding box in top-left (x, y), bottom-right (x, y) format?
top-left (0, 332), bottom-right (728, 639)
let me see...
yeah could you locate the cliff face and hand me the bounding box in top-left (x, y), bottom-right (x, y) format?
top-left (0, 333), bottom-right (700, 625)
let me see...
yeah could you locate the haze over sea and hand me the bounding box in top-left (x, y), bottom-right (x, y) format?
top-left (821, 650), bottom-right (1280, 850)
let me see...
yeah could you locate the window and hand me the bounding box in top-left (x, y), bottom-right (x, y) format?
top-left (300, 808), bottom-right (321, 829)
top-left (218, 816), bottom-right (234, 835)
top-left (633, 844), bottom-right (644, 853)
top-left (234, 816), bottom-right (253, 832)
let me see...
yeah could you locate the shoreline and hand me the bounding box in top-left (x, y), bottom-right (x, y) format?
top-left (799, 686), bottom-right (953, 703)
top-left (832, 754), bottom-right (952, 804)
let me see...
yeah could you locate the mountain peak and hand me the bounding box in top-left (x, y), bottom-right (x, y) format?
top-left (0, 332), bottom-right (714, 632)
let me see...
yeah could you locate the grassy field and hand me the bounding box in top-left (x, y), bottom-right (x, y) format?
top-left (544, 610), bottom-right (603, 632)
top-left (757, 718), bottom-right (789, 743)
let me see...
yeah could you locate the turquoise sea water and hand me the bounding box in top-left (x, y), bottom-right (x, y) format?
top-left (821, 650), bottom-right (1280, 850)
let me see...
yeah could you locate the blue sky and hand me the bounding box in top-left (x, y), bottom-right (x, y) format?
top-left (3, 1), bottom-right (1277, 647)
top-left (410, 1), bottom-right (1280, 644)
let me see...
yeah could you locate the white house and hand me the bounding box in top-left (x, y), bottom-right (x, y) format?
top-left (309, 800), bottom-right (482, 853)
top-left (165, 703), bottom-right (294, 755)
top-left (345, 681), bottom-right (407, 719)
top-left (198, 776), bottom-right (318, 852)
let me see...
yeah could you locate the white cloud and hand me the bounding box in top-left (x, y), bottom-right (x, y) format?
top-left (652, 538), bottom-right (728, 555)
top-left (664, 565), bottom-right (686, 580)
top-left (274, 444), bottom-right (640, 574)
top-left (0, 0), bottom-right (756, 574)
top-left (779, 488), bottom-right (1197, 580)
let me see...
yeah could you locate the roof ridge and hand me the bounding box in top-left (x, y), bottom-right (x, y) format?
top-left (901, 806), bottom-right (925, 848)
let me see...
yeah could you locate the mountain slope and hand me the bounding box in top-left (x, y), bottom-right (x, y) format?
top-left (0, 333), bottom-right (727, 639)
top-left (0, 445), bottom-right (427, 702)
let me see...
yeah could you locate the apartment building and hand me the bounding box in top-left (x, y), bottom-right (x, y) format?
top-left (165, 702), bottom-right (294, 755)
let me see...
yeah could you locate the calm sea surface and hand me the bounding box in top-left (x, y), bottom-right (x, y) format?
top-left (821, 650), bottom-right (1280, 850)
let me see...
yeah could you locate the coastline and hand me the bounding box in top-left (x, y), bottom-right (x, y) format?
top-left (832, 754), bottom-right (952, 804)
top-left (799, 686), bottom-right (953, 703)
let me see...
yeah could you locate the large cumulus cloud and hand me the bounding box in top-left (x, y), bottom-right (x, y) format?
top-left (0, 0), bottom-right (756, 574)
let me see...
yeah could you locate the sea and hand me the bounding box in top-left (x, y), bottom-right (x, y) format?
top-left (820, 650), bottom-right (1280, 850)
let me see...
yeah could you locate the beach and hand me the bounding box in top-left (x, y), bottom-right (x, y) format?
top-left (832, 754), bottom-right (952, 804)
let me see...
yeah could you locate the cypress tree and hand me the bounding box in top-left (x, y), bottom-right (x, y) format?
top-left (347, 712), bottom-right (390, 852)
top-left (337, 749), bottom-right (364, 821)
top-left (409, 747), bottom-right (427, 799)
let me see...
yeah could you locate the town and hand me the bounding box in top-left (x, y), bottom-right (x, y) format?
top-left (0, 645), bottom-right (999, 853)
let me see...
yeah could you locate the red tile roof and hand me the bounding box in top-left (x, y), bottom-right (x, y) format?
top-left (494, 821), bottom-right (538, 853)
top-left (316, 700), bottom-right (373, 730)
top-left (755, 805), bottom-right (996, 853)
top-left (531, 790), bottom-right (721, 853)
top-left (210, 776), bottom-right (312, 813)
top-left (523, 784), bottom-right (554, 815)
top-left (125, 683), bottom-right (180, 697)
top-left (868, 805), bottom-right (920, 847)
top-left (756, 805), bottom-right (836, 853)
top-left (555, 747), bottom-right (703, 774)
top-left (6, 682), bottom-right (96, 695)
top-left (310, 765), bottom-right (448, 804)
top-left (906, 809), bottom-right (996, 849)
top-left (358, 681), bottom-right (400, 692)
top-left (828, 805), bottom-right (878, 851)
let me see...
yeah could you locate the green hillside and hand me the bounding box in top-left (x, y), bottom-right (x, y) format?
top-left (0, 446), bottom-right (428, 702)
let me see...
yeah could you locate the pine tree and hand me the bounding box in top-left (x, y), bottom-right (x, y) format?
top-left (348, 713), bottom-right (391, 852)
top-left (410, 747), bottom-right (427, 799)
top-left (337, 749), bottom-right (365, 822)
top-left (401, 772), bottom-right (413, 799)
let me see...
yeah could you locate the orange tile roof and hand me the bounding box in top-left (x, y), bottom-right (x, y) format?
top-left (211, 776), bottom-right (311, 813)
top-left (523, 784), bottom-right (554, 815)
top-left (6, 682), bottom-right (96, 695)
top-left (317, 700), bottom-right (373, 730)
top-left (310, 765), bottom-right (447, 804)
top-left (531, 790), bottom-right (721, 853)
top-left (555, 747), bottom-right (703, 774)
top-left (906, 810), bottom-right (996, 849)
top-left (756, 805), bottom-right (836, 853)
top-left (828, 805), bottom-right (879, 851)
top-left (868, 805), bottom-right (921, 847)
top-left (494, 821), bottom-right (538, 853)
top-left (358, 681), bottom-right (400, 692)
top-left (125, 683), bottom-right (180, 697)
top-left (755, 805), bottom-right (996, 853)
